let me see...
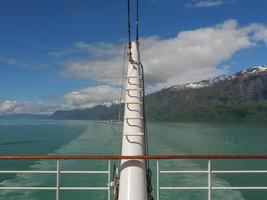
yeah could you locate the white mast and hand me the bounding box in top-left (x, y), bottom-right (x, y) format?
top-left (118, 41), bottom-right (148, 200)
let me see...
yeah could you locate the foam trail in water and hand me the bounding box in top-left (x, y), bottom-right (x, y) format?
top-left (155, 142), bottom-right (245, 200)
top-left (0, 122), bottom-right (248, 200)
top-left (0, 123), bottom-right (118, 200)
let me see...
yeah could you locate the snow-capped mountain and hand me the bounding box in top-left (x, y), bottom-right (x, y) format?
top-left (171, 75), bottom-right (227, 90)
top-left (52, 65), bottom-right (267, 121)
top-left (238, 65), bottom-right (267, 76)
top-left (102, 100), bottom-right (121, 107)
top-left (170, 65), bottom-right (267, 91)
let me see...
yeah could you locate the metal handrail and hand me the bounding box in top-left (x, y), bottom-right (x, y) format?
top-left (1, 155), bottom-right (267, 160)
top-left (1, 155), bottom-right (267, 200)
top-left (0, 159), bottom-right (111, 200)
top-left (156, 159), bottom-right (267, 200)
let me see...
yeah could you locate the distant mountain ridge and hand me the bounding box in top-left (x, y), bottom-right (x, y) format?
top-left (52, 65), bottom-right (267, 121)
top-left (159, 65), bottom-right (267, 101)
top-left (52, 104), bottom-right (120, 120)
top-left (171, 65), bottom-right (267, 91)
top-left (0, 113), bottom-right (49, 120)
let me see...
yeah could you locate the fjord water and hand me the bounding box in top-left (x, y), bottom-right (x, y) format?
top-left (0, 120), bottom-right (267, 200)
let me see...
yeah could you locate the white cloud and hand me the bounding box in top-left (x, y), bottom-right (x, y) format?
top-left (0, 57), bottom-right (50, 69)
top-left (188, 0), bottom-right (226, 8)
top-left (60, 20), bottom-right (267, 89)
top-left (0, 86), bottom-right (121, 114)
top-left (251, 25), bottom-right (267, 44)
top-left (63, 85), bottom-right (121, 109)
top-left (0, 100), bottom-right (61, 115)
top-left (0, 100), bottom-right (17, 113)
top-left (3, 19), bottom-right (267, 114)
top-left (49, 41), bottom-right (122, 58)
top-left (6, 19), bottom-right (260, 115)
top-left (60, 56), bottom-right (123, 85)
top-left (149, 0), bottom-right (228, 7)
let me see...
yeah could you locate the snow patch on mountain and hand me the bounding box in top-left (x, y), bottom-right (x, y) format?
top-left (238, 65), bottom-right (267, 76)
top-left (170, 65), bottom-right (267, 91)
top-left (102, 100), bottom-right (121, 107)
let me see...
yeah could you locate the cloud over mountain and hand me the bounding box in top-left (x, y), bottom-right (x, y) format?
top-left (59, 20), bottom-right (267, 89)
top-left (2, 20), bottom-right (267, 114)
top-left (63, 86), bottom-right (121, 109)
top-left (0, 100), bottom-right (61, 115)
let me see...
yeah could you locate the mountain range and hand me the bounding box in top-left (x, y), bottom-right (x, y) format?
top-left (51, 65), bottom-right (267, 121)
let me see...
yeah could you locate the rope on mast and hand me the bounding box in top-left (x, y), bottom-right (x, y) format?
top-left (135, 1), bottom-right (154, 199)
top-left (115, 1), bottom-right (154, 199)
top-left (127, 0), bottom-right (132, 61)
top-left (110, 45), bottom-right (127, 200)
top-left (117, 45), bottom-right (127, 158)
top-left (136, 0), bottom-right (139, 44)
top-left (140, 62), bottom-right (154, 200)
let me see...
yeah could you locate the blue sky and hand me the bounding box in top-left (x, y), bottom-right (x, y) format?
top-left (0, 0), bottom-right (267, 114)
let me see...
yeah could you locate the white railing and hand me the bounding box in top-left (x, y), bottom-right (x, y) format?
top-left (156, 159), bottom-right (267, 200)
top-left (1, 155), bottom-right (267, 200)
top-left (0, 159), bottom-right (111, 200)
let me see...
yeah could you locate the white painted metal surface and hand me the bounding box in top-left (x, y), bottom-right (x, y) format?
top-left (208, 160), bottom-right (211, 200)
top-left (1, 158), bottom-right (267, 200)
top-left (56, 160), bottom-right (60, 200)
top-left (118, 42), bottom-right (148, 200)
top-left (156, 160), bottom-right (160, 200)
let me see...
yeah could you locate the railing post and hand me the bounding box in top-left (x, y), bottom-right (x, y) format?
top-left (108, 160), bottom-right (111, 200)
top-left (157, 159), bottom-right (160, 200)
top-left (208, 160), bottom-right (211, 200)
top-left (56, 159), bottom-right (60, 200)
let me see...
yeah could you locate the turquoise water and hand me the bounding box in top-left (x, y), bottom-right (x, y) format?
top-left (0, 120), bottom-right (267, 200)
